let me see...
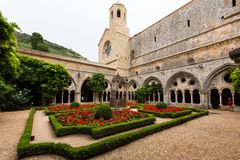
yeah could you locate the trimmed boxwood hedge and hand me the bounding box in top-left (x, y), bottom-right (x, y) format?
top-left (17, 108), bottom-right (209, 160)
top-left (49, 114), bottom-right (156, 139)
top-left (138, 109), bottom-right (192, 118)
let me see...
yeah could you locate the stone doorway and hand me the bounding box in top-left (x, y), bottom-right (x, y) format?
top-left (211, 89), bottom-right (220, 109)
top-left (81, 80), bottom-right (93, 102)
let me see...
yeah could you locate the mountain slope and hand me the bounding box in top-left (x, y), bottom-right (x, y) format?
top-left (15, 32), bottom-right (87, 60)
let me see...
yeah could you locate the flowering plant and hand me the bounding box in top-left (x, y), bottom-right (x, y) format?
top-left (143, 104), bottom-right (183, 113)
top-left (49, 104), bottom-right (95, 112)
top-left (126, 101), bottom-right (139, 106)
top-left (56, 109), bottom-right (148, 127)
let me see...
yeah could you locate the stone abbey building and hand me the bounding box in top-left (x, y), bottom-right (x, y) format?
top-left (19, 0), bottom-right (240, 109)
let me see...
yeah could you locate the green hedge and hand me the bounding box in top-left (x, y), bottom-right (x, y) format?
top-left (49, 114), bottom-right (156, 139)
top-left (138, 109), bottom-right (192, 118)
top-left (17, 108), bottom-right (208, 159)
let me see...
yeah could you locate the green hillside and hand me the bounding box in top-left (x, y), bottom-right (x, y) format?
top-left (15, 32), bottom-right (87, 60)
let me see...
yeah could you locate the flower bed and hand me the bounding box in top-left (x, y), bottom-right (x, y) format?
top-left (44, 104), bottom-right (95, 115)
top-left (57, 110), bottom-right (147, 127)
top-left (139, 104), bottom-right (192, 118)
top-left (126, 101), bottom-right (139, 106)
top-left (17, 108), bottom-right (209, 160)
top-left (49, 109), bottom-right (156, 138)
top-left (144, 105), bottom-right (184, 112)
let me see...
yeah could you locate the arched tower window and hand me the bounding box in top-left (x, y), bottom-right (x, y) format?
top-left (103, 41), bottom-right (111, 56)
top-left (232, 0), bottom-right (236, 7)
top-left (117, 9), bottom-right (121, 17)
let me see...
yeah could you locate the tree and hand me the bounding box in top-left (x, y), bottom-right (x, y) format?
top-left (87, 73), bottom-right (106, 102)
top-left (0, 12), bottom-right (20, 96)
top-left (31, 32), bottom-right (49, 52)
top-left (135, 83), bottom-right (162, 103)
top-left (231, 68), bottom-right (240, 93)
top-left (16, 55), bottom-right (71, 105)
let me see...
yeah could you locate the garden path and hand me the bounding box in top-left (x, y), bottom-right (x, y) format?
top-left (31, 111), bottom-right (172, 147)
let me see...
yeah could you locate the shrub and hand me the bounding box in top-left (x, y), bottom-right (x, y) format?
top-left (156, 102), bottom-right (167, 109)
top-left (70, 102), bottom-right (80, 107)
top-left (94, 104), bottom-right (112, 120)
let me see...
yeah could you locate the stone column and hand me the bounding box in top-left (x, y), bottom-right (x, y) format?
top-left (75, 92), bottom-right (81, 103)
top-left (148, 95), bottom-right (151, 102)
top-left (126, 92), bottom-right (129, 101)
top-left (101, 92), bottom-right (104, 102)
top-left (175, 91), bottom-right (178, 103)
top-left (164, 92), bottom-right (168, 103)
top-left (182, 93), bottom-right (185, 103)
top-left (208, 92), bottom-right (212, 109)
top-left (153, 93), bottom-right (155, 102)
top-left (200, 91), bottom-right (204, 106)
top-left (190, 91), bottom-right (194, 104)
top-left (232, 92), bottom-right (235, 106)
top-left (61, 91), bottom-right (64, 104)
top-left (219, 92), bottom-right (222, 106)
top-left (68, 91), bottom-right (71, 104)
top-left (158, 92), bottom-right (160, 102)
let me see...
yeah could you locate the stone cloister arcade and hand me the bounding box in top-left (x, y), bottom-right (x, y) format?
top-left (54, 64), bottom-right (240, 109)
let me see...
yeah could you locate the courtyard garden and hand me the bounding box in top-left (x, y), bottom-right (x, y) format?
top-left (16, 101), bottom-right (210, 159)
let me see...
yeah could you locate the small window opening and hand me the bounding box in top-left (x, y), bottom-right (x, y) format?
top-left (154, 36), bottom-right (157, 42)
top-left (232, 0), bottom-right (236, 7)
top-left (187, 20), bottom-right (190, 27)
top-left (117, 9), bottom-right (121, 17)
top-left (111, 11), bottom-right (113, 19)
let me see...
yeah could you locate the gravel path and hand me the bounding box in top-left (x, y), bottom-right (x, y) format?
top-left (1, 110), bottom-right (240, 160)
top-left (91, 110), bottom-right (240, 160)
top-left (0, 110), bottom-right (30, 160)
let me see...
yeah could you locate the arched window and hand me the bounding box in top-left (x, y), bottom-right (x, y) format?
top-left (117, 9), bottom-right (121, 17)
top-left (232, 0), bottom-right (236, 7)
top-left (103, 41), bottom-right (111, 55)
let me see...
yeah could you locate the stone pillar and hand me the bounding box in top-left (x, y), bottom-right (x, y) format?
top-left (101, 92), bottom-right (104, 102)
top-left (175, 91), bottom-right (178, 103)
top-left (164, 92), bottom-right (168, 103)
top-left (153, 93), bottom-right (155, 102)
top-left (219, 92), bottom-right (222, 106)
top-left (148, 95), bottom-right (151, 102)
top-left (61, 91), bottom-right (64, 104)
top-left (76, 92), bottom-right (81, 103)
top-left (200, 91), bottom-right (204, 106)
top-left (158, 92), bottom-right (160, 102)
top-left (208, 92), bottom-right (212, 109)
top-left (232, 92), bottom-right (235, 106)
top-left (126, 92), bottom-right (129, 101)
top-left (190, 91), bottom-right (194, 104)
top-left (68, 91), bottom-right (71, 104)
top-left (182, 93), bottom-right (185, 103)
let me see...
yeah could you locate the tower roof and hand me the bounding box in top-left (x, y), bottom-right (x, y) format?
top-left (109, 1), bottom-right (127, 11)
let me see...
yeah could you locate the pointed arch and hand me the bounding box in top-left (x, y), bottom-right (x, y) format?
top-left (80, 77), bottom-right (93, 102)
top-left (203, 63), bottom-right (237, 91)
top-left (127, 79), bottom-right (139, 88)
top-left (165, 71), bottom-right (201, 92)
top-left (142, 76), bottom-right (163, 87)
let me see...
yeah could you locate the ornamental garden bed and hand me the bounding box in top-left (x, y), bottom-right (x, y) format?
top-left (44, 103), bottom-right (95, 115)
top-left (139, 104), bottom-right (192, 118)
top-left (49, 109), bottom-right (156, 139)
top-left (17, 108), bottom-right (209, 160)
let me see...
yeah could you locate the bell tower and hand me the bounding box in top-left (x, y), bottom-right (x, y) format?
top-left (98, 1), bottom-right (130, 77)
top-left (109, 2), bottom-right (129, 36)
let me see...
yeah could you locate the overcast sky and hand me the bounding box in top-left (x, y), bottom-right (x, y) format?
top-left (0, 0), bottom-right (191, 62)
